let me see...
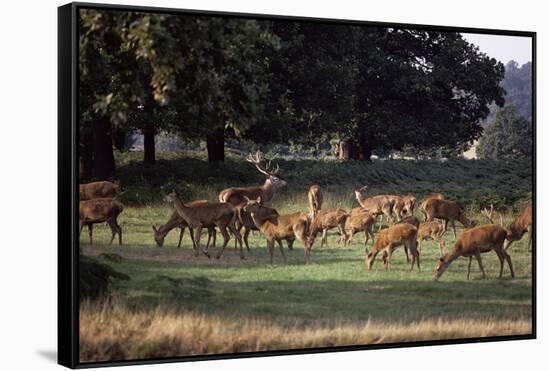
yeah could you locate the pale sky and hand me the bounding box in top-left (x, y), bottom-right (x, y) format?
top-left (462, 33), bottom-right (532, 66)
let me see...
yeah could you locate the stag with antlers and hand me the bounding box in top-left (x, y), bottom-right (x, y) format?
top-left (218, 151), bottom-right (287, 206)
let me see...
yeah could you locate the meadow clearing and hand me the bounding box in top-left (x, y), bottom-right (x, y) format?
top-left (79, 152), bottom-right (533, 362)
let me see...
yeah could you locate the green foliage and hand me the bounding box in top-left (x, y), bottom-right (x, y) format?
top-left (79, 255), bottom-right (129, 301)
top-left (477, 105), bottom-right (533, 160)
top-left (113, 151), bottom-right (531, 210)
top-left (502, 61), bottom-right (532, 121)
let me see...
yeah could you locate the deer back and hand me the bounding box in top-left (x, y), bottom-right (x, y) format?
top-left (79, 181), bottom-right (118, 200)
top-left (80, 198), bottom-right (123, 222)
top-left (455, 224), bottom-right (507, 255)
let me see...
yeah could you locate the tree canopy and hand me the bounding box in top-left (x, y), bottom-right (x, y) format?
top-left (78, 9), bottom-right (507, 179)
top-left (476, 105), bottom-right (532, 160)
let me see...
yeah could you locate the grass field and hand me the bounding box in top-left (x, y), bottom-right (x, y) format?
top-left (79, 202), bottom-right (533, 362)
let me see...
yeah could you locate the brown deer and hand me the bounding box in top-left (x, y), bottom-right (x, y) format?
top-left (79, 181), bottom-right (118, 200)
top-left (165, 192), bottom-right (243, 259)
top-left (307, 208), bottom-right (349, 248)
top-left (343, 208), bottom-right (375, 249)
top-left (423, 198), bottom-right (475, 238)
top-left (79, 198), bottom-right (124, 245)
top-left (152, 200), bottom-right (216, 248)
top-left (420, 192), bottom-right (445, 221)
top-left (416, 221), bottom-right (446, 257)
top-left (234, 203), bottom-right (284, 251)
top-left (242, 197), bottom-right (311, 264)
top-left (402, 195), bottom-right (417, 216)
top-left (503, 203), bottom-right (533, 251)
top-left (392, 216), bottom-right (420, 262)
top-left (354, 186), bottom-right (394, 227)
top-left (218, 151), bottom-right (286, 206)
top-left (308, 184), bottom-right (323, 219)
top-left (366, 223), bottom-right (419, 272)
top-left (434, 224), bottom-right (514, 280)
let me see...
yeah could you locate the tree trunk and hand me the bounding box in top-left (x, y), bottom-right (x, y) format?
top-left (337, 139), bottom-right (360, 160)
top-left (357, 131), bottom-right (373, 162)
top-left (206, 129), bottom-right (225, 163)
top-left (79, 129), bottom-right (94, 182)
top-left (143, 122), bottom-right (156, 165)
top-left (92, 115), bottom-right (116, 179)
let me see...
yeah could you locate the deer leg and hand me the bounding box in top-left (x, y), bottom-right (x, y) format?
top-left (451, 220), bottom-right (457, 239)
top-left (205, 227), bottom-right (212, 251)
top-left (267, 239), bottom-right (275, 265)
top-left (243, 228), bottom-right (251, 251)
top-left (194, 226), bottom-right (211, 258)
top-left (502, 249), bottom-right (515, 278)
top-left (437, 238), bottom-right (446, 256)
top-left (88, 223), bottom-right (94, 245)
top-left (226, 222), bottom-right (244, 259)
top-left (467, 256), bottom-right (472, 280)
top-left (116, 219), bottom-right (122, 246)
top-left (79, 221), bottom-right (84, 240)
top-left (321, 228), bottom-right (328, 248)
top-left (403, 244), bottom-right (410, 263)
top-left (214, 226), bottom-right (230, 259)
top-left (495, 250), bottom-right (505, 278)
top-left (276, 240), bottom-right (287, 264)
top-left (286, 238), bottom-right (294, 251)
top-left (386, 248), bottom-right (392, 271)
top-left (177, 227), bottom-right (185, 248)
top-left (474, 249), bottom-right (486, 279)
top-left (409, 240), bottom-right (420, 272)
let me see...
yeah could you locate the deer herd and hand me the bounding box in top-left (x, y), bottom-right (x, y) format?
top-left (79, 152), bottom-right (533, 281)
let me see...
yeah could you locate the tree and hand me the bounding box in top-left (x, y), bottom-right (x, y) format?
top-left (501, 61), bottom-right (532, 121)
top-left (476, 105), bottom-right (532, 160)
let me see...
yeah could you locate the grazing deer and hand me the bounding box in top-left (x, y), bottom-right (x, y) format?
top-left (165, 192), bottom-right (243, 259)
top-left (308, 184), bottom-right (323, 219)
top-left (218, 151), bottom-right (286, 206)
top-left (79, 181), bottom-right (118, 200)
top-left (503, 203), bottom-right (533, 251)
top-left (243, 197), bottom-right (311, 264)
top-left (416, 221), bottom-right (446, 257)
top-left (79, 198), bottom-right (124, 245)
top-left (434, 224), bottom-right (514, 280)
top-left (366, 223), bottom-right (419, 272)
top-left (152, 200), bottom-right (216, 248)
top-left (307, 208), bottom-right (349, 248)
top-left (354, 186), bottom-right (394, 227)
top-left (343, 208), bottom-right (375, 249)
top-left (420, 192), bottom-right (445, 221)
top-left (423, 198), bottom-right (475, 238)
top-left (394, 216), bottom-right (420, 262)
top-left (235, 203), bottom-right (284, 251)
top-left (402, 195), bottom-right (416, 216)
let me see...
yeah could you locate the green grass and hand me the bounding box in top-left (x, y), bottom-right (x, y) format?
top-left (78, 152), bottom-right (533, 361)
top-left (81, 205), bottom-right (532, 327)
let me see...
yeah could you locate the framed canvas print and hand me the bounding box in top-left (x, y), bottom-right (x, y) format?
top-left (58, 2), bottom-right (536, 368)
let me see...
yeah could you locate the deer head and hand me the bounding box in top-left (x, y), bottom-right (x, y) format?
top-left (246, 151), bottom-right (286, 190)
top-left (152, 225), bottom-right (165, 247)
top-left (434, 256), bottom-right (450, 280)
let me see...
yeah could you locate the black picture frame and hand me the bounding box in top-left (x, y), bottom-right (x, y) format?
top-left (58, 2), bottom-right (536, 368)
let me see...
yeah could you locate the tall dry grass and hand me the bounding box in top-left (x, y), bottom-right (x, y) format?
top-left (80, 299), bottom-right (531, 363)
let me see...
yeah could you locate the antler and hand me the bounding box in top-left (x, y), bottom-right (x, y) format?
top-left (356, 185), bottom-right (368, 192)
top-left (481, 204), bottom-right (494, 224)
top-left (245, 151), bottom-right (279, 176)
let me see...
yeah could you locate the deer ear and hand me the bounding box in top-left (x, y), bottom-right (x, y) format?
top-left (243, 196), bottom-right (250, 202)
top-left (152, 225), bottom-right (158, 232)
top-left (256, 196), bottom-right (262, 203)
